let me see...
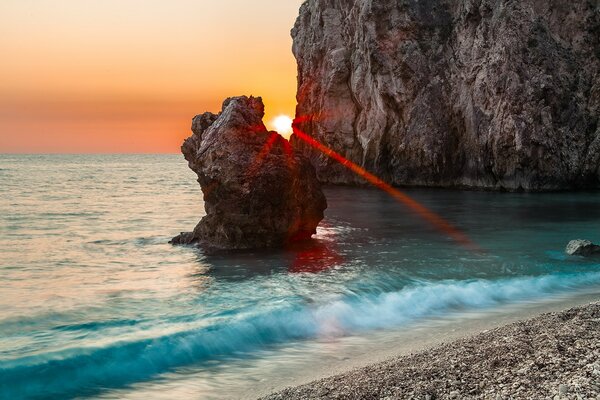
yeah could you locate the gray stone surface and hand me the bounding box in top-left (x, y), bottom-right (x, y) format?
top-left (171, 96), bottom-right (326, 251)
top-left (291, 0), bottom-right (600, 191)
top-left (566, 239), bottom-right (600, 256)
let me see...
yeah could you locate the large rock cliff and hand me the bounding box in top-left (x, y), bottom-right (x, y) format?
top-left (291, 0), bottom-right (600, 190)
top-left (172, 96), bottom-right (326, 251)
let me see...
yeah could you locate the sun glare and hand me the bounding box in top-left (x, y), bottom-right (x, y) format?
top-left (272, 115), bottom-right (294, 136)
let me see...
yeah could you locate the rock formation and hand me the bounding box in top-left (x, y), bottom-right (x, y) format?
top-left (291, 0), bottom-right (600, 190)
top-left (566, 239), bottom-right (600, 256)
top-left (171, 96), bottom-right (327, 251)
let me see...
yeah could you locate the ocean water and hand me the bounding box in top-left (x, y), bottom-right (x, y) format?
top-left (1, 154), bottom-right (599, 400)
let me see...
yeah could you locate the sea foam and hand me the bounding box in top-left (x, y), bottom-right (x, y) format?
top-left (2, 271), bottom-right (600, 399)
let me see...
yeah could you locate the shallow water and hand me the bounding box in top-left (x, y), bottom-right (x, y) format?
top-left (1, 154), bottom-right (599, 399)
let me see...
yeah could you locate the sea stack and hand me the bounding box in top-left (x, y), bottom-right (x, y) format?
top-left (291, 0), bottom-right (600, 190)
top-left (171, 96), bottom-right (327, 251)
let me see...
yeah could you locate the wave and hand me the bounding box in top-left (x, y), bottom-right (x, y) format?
top-left (2, 271), bottom-right (600, 399)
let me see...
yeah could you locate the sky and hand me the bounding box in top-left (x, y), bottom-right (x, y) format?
top-left (0, 0), bottom-right (304, 153)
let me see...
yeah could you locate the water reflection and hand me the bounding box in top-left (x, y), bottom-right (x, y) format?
top-left (287, 239), bottom-right (344, 274)
top-left (1, 155), bottom-right (600, 400)
top-left (190, 220), bottom-right (347, 280)
top-left (193, 239), bottom-right (345, 280)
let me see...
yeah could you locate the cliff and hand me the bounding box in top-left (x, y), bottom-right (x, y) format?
top-left (172, 96), bottom-right (326, 251)
top-left (291, 0), bottom-right (600, 190)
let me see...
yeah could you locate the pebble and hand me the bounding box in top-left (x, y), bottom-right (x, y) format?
top-left (559, 384), bottom-right (569, 395)
top-left (261, 303), bottom-right (600, 400)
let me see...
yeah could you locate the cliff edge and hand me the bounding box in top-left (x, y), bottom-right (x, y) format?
top-left (291, 0), bottom-right (600, 190)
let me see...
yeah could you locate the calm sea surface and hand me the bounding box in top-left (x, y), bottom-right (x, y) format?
top-left (1, 154), bottom-right (599, 399)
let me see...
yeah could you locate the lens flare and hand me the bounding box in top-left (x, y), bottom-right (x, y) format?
top-left (292, 124), bottom-right (480, 251)
top-left (246, 132), bottom-right (281, 180)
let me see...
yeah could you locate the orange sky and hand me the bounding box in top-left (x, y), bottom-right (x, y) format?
top-left (0, 0), bottom-right (304, 153)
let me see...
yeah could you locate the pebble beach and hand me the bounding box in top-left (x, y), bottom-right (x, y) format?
top-left (264, 302), bottom-right (600, 400)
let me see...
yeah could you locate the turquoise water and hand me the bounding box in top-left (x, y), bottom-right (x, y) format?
top-left (1, 154), bottom-right (599, 399)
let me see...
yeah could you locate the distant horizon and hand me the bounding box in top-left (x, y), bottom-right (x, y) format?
top-left (0, 1), bottom-right (304, 153)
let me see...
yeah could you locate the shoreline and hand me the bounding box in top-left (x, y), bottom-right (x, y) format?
top-left (257, 293), bottom-right (600, 400)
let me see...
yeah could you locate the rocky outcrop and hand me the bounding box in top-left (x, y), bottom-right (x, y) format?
top-left (566, 239), bottom-right (600, 256)
top-left (172, 96), bottom-right (327, 251)
top-left (291, 0), bottom-right (600, 190)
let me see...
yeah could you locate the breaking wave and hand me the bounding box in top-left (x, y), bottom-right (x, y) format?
top-left (2, 271), bottom-right (600, 399)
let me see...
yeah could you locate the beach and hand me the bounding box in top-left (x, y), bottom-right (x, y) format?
top-left (2, 0), bottom-right (599, 397)
top-left (2, 155), bottom-right (600, 399)
top-left (263, 300), bottom-right (600, 400)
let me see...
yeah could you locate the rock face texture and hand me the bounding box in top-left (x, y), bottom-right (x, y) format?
top-left (172, 96), bottom-right (327, 251)
top-left (291, 0), bottom-right (600, 190)
top-left (566, 239), bottom-right (600, 256)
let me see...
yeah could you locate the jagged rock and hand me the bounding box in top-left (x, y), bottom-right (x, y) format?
top-left (565, 239), bottom-right (600, 256)
top-left (171, 96), bottom-right (327, 251)
top-left (291, 0), bottom-right (600, 191)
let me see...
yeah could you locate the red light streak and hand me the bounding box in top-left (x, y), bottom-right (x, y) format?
top-left (246, 132), bottom-right (280, 179)
top-left (292, 125), bottom-right (479, 251)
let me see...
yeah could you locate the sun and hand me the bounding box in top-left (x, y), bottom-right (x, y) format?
top-left (271, 115), bottom-right (294, 136)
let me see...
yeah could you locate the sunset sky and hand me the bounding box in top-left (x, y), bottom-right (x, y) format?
top-left (0, 0), bottom-right (304, 153)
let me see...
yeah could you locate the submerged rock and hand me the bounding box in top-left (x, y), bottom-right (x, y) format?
top-left (291, 0), bottom-right (600, 190)
top-left (171, 96), bottom-right (327, 251)
top-left (565, 239), bottom-right (600, 256)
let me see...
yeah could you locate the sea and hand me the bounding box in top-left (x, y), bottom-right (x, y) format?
top-left (1, 154), bottom-right (599, 399)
